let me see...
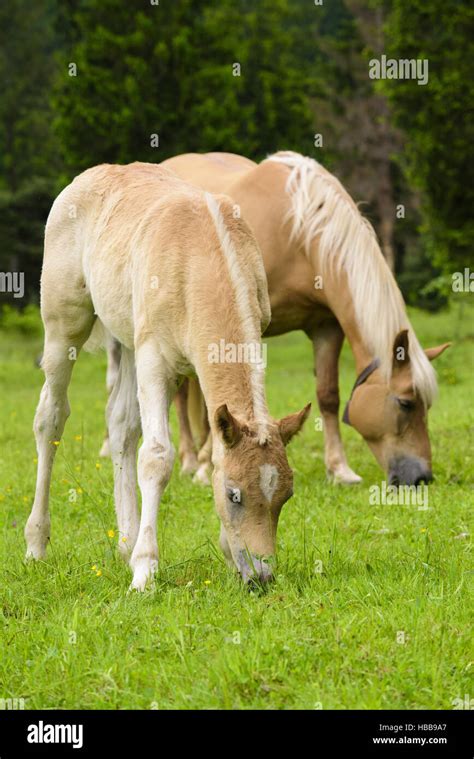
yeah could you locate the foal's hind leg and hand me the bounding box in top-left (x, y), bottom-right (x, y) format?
top-left (311, 323), bottom-right (362, 485)
top-left (25, 318), bottom-right (94, 559)
top-left (107, 346), bottom-right (141, 559)
top-left (130, 343), bottom-right (175, 591)
top-left (99, 338), bottom-right (122, 458)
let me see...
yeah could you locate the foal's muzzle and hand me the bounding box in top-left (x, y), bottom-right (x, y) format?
top-left (237, 552), bottom-right (274, 585)
top-left (388, 457), bottom-right (433, 487)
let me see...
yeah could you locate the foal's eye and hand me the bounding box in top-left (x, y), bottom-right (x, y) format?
top-left (397, 398), bottom-right (415, 411)
top-left (227, 487), bottom-right (242, 504)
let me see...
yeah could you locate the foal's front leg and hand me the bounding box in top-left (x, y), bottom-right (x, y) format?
top-left (130, 345), bottom-right (175, 591)
top-left (311, 323), bottom-right (362, 484)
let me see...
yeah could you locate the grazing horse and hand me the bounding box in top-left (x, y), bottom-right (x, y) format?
top-left (25, 162), bottom-right (310, 589)
top-left (159, 151), bottom-right (450, 486)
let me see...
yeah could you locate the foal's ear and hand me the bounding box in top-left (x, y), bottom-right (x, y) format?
top-left (425, 343), bottom-right (451, 362)
top-left (392, 329), bottom-right (410, 369)
top-left (215, 405), bottom-right (242, 448)
top-left (279, 403), bottom-right (311, 446)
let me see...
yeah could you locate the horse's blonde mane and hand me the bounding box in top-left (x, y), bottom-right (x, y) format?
top-left (267, 151), bottom-right (437, 407)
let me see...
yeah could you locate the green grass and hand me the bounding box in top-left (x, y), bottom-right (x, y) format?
top-left (0, 304), bottom-right (472, 710)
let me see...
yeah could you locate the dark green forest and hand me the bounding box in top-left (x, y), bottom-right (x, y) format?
top-left (1, 0), bottom-right (473, 308)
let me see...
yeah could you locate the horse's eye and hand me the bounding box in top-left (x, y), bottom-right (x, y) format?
top-left (227, 487), bottom-right (242, 504)
top-left (397, 398), bottom-right (415, 411)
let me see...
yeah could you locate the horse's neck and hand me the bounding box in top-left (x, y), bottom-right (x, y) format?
top-left (310, 253), bottom-right (377, 373)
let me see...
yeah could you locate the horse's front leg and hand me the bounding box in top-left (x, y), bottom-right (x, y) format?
top-left (311, 322), bottom-right (362, 484)
top-left (193, 430), bottom-right (213, 486)
top-left (130, 343), bottom-right (175, 591)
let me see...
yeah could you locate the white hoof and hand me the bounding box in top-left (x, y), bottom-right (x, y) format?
top-left (193, 463), bottom-right (211, 486)
top-left (180, 451), bottom-right (198, 475)
top-left (25, 544), bottom-right (47, 561)
top-left (328, 465), bottom-right (362, 485)
top-left (25, 519), bottom-right (49, 560)
top-left (129, 557), bottom-right (158, 592)
top-left (99, 438), bottom-right (111, 458)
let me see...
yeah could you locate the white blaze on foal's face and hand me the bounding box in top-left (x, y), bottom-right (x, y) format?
top-left (212, 403), bottom-right (311, 583)
top-left (259, 464), bottom-right (279, 503)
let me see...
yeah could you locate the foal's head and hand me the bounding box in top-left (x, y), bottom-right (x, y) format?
top-left (211, 403), bottom-right (311, 584)
top-left (345, 330), bottom-right (450, 485)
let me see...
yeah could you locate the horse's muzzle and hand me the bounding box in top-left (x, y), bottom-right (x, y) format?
top-left (388, 457), bottom-right (433, 486)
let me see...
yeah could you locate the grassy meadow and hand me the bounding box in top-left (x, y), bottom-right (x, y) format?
top-left (0, 303), bottom-right (472, 710)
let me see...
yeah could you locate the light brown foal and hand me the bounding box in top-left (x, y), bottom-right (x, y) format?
top-left (25, 162), bottom-right (310, 589)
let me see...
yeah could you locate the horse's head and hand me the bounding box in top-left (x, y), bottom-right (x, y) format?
top-left (211, 403), bottom-right (311, 584)
top-left (345, 330), bottom-right (450, 485)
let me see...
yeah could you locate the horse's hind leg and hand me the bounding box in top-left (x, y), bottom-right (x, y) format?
top-left (25, 311), bottom-right (94, 559)
top-left (175, 379), bottom-right (198, 475)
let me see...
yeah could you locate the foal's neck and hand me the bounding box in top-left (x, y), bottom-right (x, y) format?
top-left (199, 355), bottom-right (269, 434)
top-left (191, 301), bottom-right (270, 437)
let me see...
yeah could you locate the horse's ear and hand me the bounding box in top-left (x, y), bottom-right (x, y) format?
top-left (215, 405), bottom-right (242, 448)
top-left (425, 343), bottom-right (451, 362)
top-left (392, 329), bottom-right (410, 369)
top-left (279, 403), bottom-right (311, 446)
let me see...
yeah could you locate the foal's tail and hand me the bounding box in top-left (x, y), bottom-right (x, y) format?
top-left (83, 318), bottom-right (110, 354)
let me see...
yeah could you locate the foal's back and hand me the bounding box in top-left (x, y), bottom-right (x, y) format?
top-left (42, 162), bottom-right (269, 362)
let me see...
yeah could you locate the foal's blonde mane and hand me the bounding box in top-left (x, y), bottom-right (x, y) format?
top-left (267, 151), bottom-right (437, 407)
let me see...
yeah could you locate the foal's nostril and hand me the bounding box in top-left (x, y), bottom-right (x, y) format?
top-left (238, 552), bottom-right (274, 586)
top-left (245, 571), bottom-right (274, 591)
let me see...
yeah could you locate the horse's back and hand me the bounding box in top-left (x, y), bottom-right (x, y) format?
top-left (162, 152), bottom-right (258, 195)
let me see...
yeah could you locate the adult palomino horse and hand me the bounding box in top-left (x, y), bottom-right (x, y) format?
top-left (161, 151), bottom-right (450, 487)
top-left (25, 162), bottom-right (310, 589)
